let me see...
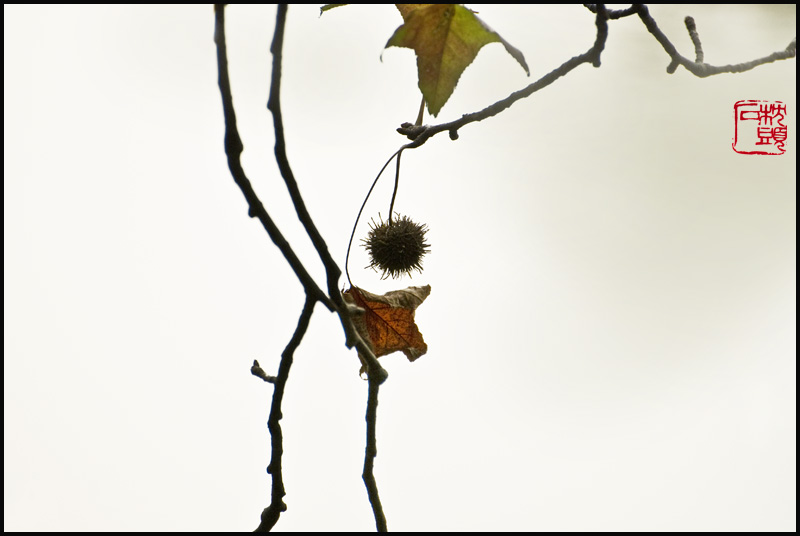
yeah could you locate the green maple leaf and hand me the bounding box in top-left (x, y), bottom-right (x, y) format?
top-left (385, 4), bottom-right (530, 117)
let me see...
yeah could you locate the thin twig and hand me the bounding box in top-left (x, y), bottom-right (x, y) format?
top-left (251, 360), bottom-right (277, 383)
top-left (267, 5), bottom-right (344, 304)
top-left (635, 4), bottom-right (796, 76)
top-left (265, 5), bottom-right (388, 383)
top-left (344, 149), bottom-right (402, 287)
top-left (255, 295), bottom-right (317, 532)
top-left (387, 149), bottom-right (402, 225)
top-left (363, 375), bottom-right (387, 532)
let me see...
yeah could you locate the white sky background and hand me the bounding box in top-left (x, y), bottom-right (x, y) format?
top-left (4, 4), bottom-right (796, 531)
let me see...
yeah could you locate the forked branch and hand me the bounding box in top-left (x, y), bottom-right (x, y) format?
top-left (631, 4), bottom-right (796, 75)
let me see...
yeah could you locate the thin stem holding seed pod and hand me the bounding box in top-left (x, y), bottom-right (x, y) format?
top-left (345, 148), bottom-right (404, 287)
top-left (388, 150), bottom-right (402, 226)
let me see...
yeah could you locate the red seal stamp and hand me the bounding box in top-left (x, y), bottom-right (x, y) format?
top-left (733, 100), bottom-right (787, 155)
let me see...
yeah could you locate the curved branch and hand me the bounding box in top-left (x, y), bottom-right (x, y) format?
top-left (634, 4), bottom-right (796, 76)
top-left (267, 4), bottom-right (388, 385)
top-left (684, 16), bottom-right (704, 64)
top-left (213, 5), bottom-right (332, 311)
top-left (267, 5), bottom-right (343, 303)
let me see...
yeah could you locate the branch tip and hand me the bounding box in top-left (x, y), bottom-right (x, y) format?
top-left (684, 15), bottom-right (704, 63)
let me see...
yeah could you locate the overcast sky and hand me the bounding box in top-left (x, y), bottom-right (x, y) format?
top-left (4, 4), bottom-right (796, 531)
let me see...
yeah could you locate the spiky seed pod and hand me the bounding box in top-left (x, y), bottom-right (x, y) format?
top-left (362, 214), bottom-right (430, 279)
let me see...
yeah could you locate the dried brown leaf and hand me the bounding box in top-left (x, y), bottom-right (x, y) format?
top-left (343, 285), bottom-right (431, 373)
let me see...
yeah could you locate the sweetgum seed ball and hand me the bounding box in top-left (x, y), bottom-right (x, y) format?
top-left (362, 215), bottom-right (430, 279)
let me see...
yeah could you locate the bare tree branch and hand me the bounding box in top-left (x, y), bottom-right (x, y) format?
top-left (251, 360), bottom-right (277, 384)
top-left (213, 5), bottom-right (333, 312)
top-left (265, 4), bottom-right (388, 386)
top-left (363, 375), bottom-right (387, 532)
top-left (266, 4), bottom-right (388, 379)
top-left (584, 4), bottom-right (638, 19)
top-left (267, 5), bottom-right (343, 303)
top-left (255, 295), bottom-right (317, 532)
top-left (634, 4), bottom-right (796, 76)
top-left (684, 16), bottom-right (704, 64)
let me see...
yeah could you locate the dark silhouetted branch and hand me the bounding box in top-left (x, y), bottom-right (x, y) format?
top-left (213, 5), bottom-right (333, 312)
top-left (363, 375), bottom-right (387, 532)
top-left (255, 295), bottom-right (316, 532)
top-left (684, 16), bottom-right (704, 64)
top-left (267, 5), bottom-right (343, 303)
top-left (584, 4), bottom-right (638, 20)
top-left (251, 360), bottom-right (277, 384)
top-left (266, 5), bottom-right (387, 385)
